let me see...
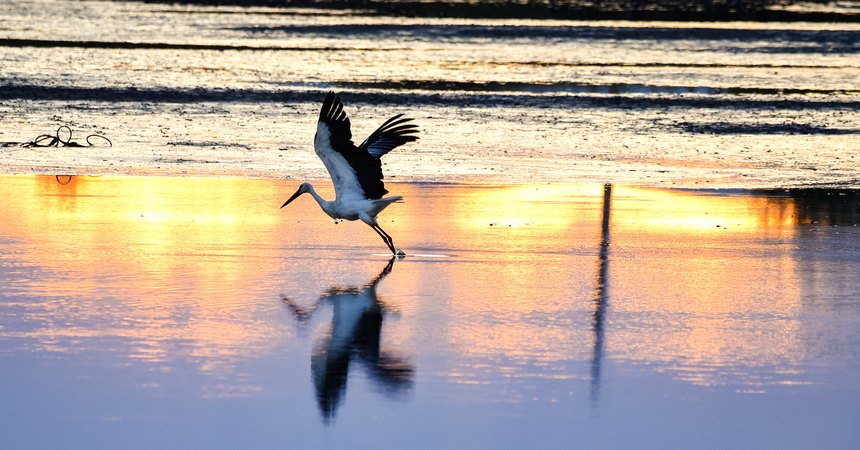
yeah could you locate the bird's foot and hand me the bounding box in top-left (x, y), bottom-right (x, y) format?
top-left (395, 249), bottom-right (406, 258)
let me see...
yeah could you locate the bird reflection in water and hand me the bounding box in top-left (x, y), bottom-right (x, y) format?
top-left (281, 257), bottom-right (414, 423)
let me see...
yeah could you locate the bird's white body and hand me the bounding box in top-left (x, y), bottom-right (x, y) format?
top-left (300, 182), bottom-right (402, 224)
top-left (281, 92), bottom-right (419, 255)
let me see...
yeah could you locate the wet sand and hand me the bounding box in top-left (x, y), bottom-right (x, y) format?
top-left (2, 0), bottom-right (859, 188)
top-left (1, 175), bottom-right (858, 448)
top-left (2, 93), bottom-right (856, 187)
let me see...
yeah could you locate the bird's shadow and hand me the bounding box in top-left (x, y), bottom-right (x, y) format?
top-left (280, 257), bottom-right (414, 423)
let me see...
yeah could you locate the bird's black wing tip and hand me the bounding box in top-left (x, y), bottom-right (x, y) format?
top-left (320, 91), bottom-right (345, 122)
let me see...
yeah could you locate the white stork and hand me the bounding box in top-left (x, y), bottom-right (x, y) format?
top-left (281, 92), bottom-right (419, 255)
top-left (280, 257), bottom-right (413, 421)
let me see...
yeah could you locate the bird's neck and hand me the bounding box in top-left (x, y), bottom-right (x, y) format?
top-left (306, 185), bottom-right (336, 218)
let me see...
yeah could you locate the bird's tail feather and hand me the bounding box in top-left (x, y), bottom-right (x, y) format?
top-left (376, 195), bottom-right (403, 204)
top-left (370, 196), bottom-right (403, 216)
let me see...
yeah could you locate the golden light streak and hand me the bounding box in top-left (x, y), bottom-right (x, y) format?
top-left (0, 175), bottom-right (289, 386)
top-left (0, 176), bottom-right (816, 392)
top-left (431, 184), bottom-right (805, 390)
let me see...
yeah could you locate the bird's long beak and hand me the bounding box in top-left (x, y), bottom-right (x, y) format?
top-left (280, 188), bottom-right (304, 208)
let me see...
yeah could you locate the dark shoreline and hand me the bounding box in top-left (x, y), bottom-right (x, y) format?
top-left (3, 84), bottom-right (858, 112)
top-left (129, 0), bottom-right (860, 22)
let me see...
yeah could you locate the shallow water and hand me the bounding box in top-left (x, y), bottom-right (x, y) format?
top-left (1, 175), bottom-right (859, 448)
top-left (1, 0), bottom-right (859, 186)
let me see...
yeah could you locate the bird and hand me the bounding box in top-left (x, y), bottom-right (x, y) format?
top-left (281, 92), bottom-right (419, 255)
top-left (280, 257), bottom-right (414, 422)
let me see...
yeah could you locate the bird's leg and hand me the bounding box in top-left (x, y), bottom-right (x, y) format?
top-left (366, 257), bottom-right (396, 288)
top-left (371, 224), bottom-right (397, 255)
top-left (372, 225), bottom-right (396, 254)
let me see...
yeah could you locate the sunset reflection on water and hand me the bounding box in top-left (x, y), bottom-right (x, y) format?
top-left (1, 175), bottom-right (290, 395)
top-left (0, 175), bottom-right (858, 445)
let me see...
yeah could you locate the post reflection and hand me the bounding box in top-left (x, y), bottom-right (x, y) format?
top-left (281, 258), bottom-right (414, 423)
top-left (590, 184), bottom-right (612, 406)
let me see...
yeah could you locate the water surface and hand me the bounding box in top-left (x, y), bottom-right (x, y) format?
top-left (1, 0), bottom-right (858, 186)
top-left (1, 175), bottom-right (859, 448)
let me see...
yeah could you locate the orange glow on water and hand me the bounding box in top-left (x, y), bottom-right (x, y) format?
top-left (1, 176), bottom-right (289, 383)
top-left (0, 176), bottom-right (823, 391)
top-left (386, 183), bottom-right (807, 388)
top-left (612, 186), bottom-right (797, 233)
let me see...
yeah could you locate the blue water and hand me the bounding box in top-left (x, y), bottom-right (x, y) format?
top-left (1, 0), bottom-right (858, 185)
top-left (1, 0), bottom-right (859, 446)
top-left (1, 176), bottom-right (859, 448)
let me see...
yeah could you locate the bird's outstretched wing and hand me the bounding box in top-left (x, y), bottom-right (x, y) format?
top-left (315, 92), bottom-right (387, 200)
top-left (359, 114), bottom-right (419, 159)
top-left (317, 90), bottom-right (353, 151)
top-left (314, 92), bottom-right (419, 201)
